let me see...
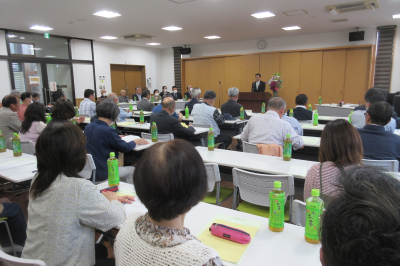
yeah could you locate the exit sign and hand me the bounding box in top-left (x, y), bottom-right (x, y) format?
top-left (44, 33), bottom-right (50, 39)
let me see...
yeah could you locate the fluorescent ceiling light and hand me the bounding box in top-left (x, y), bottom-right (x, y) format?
top-left (45, 55), bottom-right (56, 57)
top-left (93, 10), bottom-right (121, 18)
top-left (100, 36), bottom-right (118, 40)
top-left (146, 43), bottom-right (161, 45)
top-left (283, 26), bottom-right (301, 31)
top-left (29, 48), bottom-right (42, 50)
top-left (30, 25), bottom-right (53, 31)
top-left (204, 36), bottom-right (221, 39)
top-left (20, 37), bottom-right (25, 39)
top-left (8, 34), bottom-right (17, 38)
top-left (162, 26), bottom-right (182, 31)
top-left (393, 14), bottom-right (400, 19)
top-left (251, 11), bottom-right (275, 18)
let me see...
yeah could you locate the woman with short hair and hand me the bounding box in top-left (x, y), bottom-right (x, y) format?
top-left (19, 102), bottom-right (47, 144)
top-left (49, 99), bottom-right (84, 124)
top-left (304, 119), bottom-right (363, 200)
top-left (22, 122), bottom-right (133, 266)
top-left (153, 89), bottom-right (161, 102)
top-left (115, 139), bottom-right (223, 266)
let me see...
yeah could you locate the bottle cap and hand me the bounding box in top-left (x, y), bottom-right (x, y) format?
top-left (311, 189), bottom-right (320, 197)
top-left (315, 110), bottom-right (318, 113)
top-left (141, 110), bottom-right (143, 112)
top-left (290, 109), bottom-right (293, 111)
top-left (0, 130), bottom-right (2, 133)
top-left (274, 181), bottom-right (281, 188)
top-left (209, 128), bottom-right (213, 131)
top-left (286, 134), bottom-right (290, 138)
top-left (13, 133), bottom-right (18, 136)
top-left (153, 122), bottom-right (156, 125)
top-left (110, 152), bottom-right (115, 157)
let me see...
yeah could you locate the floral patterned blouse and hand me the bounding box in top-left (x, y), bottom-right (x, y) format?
top-left (135, 213), bottom-right (224, 266)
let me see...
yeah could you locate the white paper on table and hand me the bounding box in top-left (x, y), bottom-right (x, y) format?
top-left (287, 166), bottom-right (308, 177)
top-left (122, 135), bottom-right (140, 143)
top-left (0, 163), bottom-right (37, 177)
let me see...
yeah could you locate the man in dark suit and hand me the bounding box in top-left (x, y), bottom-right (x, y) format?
top-left (286, 94), bottom-right (313, 120)
top-left (184, 87), bottom-right (201, 114)
top-left (251, 73), bottom-right (266, 92)
top-left (357, 101), bottom-right (400, 170)
top-left (137, 89), bottom-right (154, 111)
top-left (184, 85), bottom-right (192, 100)
top-left (131, 87), bottom-right (142, 101)
top-left (354, 105), bottom-right (366, 111)
top-left (171, 86), bottom-right (183, 100)
top-left (150, 97), bottom-right (196, 140)
top-left (221, 87), bottom-right (249, 119)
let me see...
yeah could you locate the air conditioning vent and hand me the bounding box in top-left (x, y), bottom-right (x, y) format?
top-left (123, 34), bottom-right (153, 41)
top-left (330, 18), bottom-right (350, 23)
top-left (326, 0), bottom-right (379, 14)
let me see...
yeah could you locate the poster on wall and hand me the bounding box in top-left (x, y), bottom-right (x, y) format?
top-left (29, 76), bottom-right (40, 85)
top-left (49, 82), bottom-right (57, 92)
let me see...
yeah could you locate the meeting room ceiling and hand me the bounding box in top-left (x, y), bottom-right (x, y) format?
top-left (0, 0), bottom-right (400, 49)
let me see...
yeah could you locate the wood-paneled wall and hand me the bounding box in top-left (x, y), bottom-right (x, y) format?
top-left (182, 45), bottom-right (374, 109)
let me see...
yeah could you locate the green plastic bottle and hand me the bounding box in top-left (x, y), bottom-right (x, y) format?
top-left (110, 123), bottom-right (116, 130)
top-left (240, 107), bottom-right (244, 120)
top-left (185, 95), bottom-right (188, 101)
top-left (289, 109), bottom-right (294, 117)
top-left (308, 104), bottom-right (312, 111)
top-left (107, 152), bottom-right (119, 187)
top-left (261, 102), bottom-right (266, 114)
top-left (12, 133), bottom-right (22, 157)
top-left (349, 111), bottom-right (353, 123)
top-left (151, 95), bottom-right (155, 102)
top-left (305, 189), bottom-right (324, 244)
top-left (283, 134), bottom-right (292, 161)
top-left (46, 114), bottom-right (52, 124)
top-left (151, 122), bottom-right (158, 142)
top-left (313, 110), bottom-right (319, 126)
top-left (208, 128), bottom-right (214, 151)
top-left (74, 106), bottom-right (79, 117)
top-left (129, 103), bottom-right (133, 111)
top-left (0, 130), bottom-right (6, 153)
top-left (185, 106), bottom-right (189, 119)
top-left (140, 110), bottom-right (144, 124)
top-left (318, 96), bottom-right (322, 104)
top-left (269, 181), bottom-right (285, 232)
top-left (134, 96), bottom-right (137, 102)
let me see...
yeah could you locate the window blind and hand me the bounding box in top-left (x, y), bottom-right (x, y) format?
top-left (374, 26), bottom-right (397, 92)
top-left (172, 47), bottom-right (182, 92)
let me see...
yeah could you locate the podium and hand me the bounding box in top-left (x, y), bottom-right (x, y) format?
top-left (237, 92), bottom-right (272, 112)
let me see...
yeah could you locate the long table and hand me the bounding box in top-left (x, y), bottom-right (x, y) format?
top-left (316, 104), bottom-right (356, 117)
top-left (301, 124), bottom-right (325, 137)
top-left (0, 150), bottom-right (37, 183)
top-left (96, 181), bottom-right (321, 266)
top-left (233, 135), bottom-right (320, 148)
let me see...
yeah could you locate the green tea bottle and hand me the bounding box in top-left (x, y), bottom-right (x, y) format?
top-left (313, 110), bottom-right (319, 126)
top-left (74, 106), bottom-right (79, 117)
top-left (110, 122), bottom-right (116, 130)
top-left (0, 130), bottom-right (6, 153)
top-left (318, 96), bottom-right (322, 104)
top-left (349, 111), bottom-right (353, 123)
top-left (305, 189), bottom-right (324, 244)
top-left (140, 110), bottom-right (145, 124)
top-left (46, 114), bottom-right (52, 124)
top-left (208, 128), bottom-right (214, 151)
top-left (151, 95), bottom-right (155, 102)
top-left (185, 106), bottom-right (189, 119)
top-left (261, 102), bottom-right (266, 114)
top-left (129, 103), bottom-right (133, 111)
top-left (240, 107), bottom-right (244, 120)
top-left (107, 152), bottom-right (119, 187)
top-left (283, 134), bottom-right (292, 161)
top-left (185, 95), bottom-right (188, 101)
top-left (134, 96), bottom-right (137, 102)
top-left (289, 109), bottom-right (294, 117)
top-left (151, 122), bottom-right (158, 142)
top-left (269, 181), bottom-right (285, 232)
top-left (308, 104), bottom-right (312, 111)
top-left (12, 133), bottom-right (22, 157)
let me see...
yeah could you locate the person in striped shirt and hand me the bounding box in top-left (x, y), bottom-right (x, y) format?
top-left (79, 89), bottom-right (96, 118)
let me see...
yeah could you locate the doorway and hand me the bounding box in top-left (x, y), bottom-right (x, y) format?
top-left (110, 64), bottom-right (146, 99)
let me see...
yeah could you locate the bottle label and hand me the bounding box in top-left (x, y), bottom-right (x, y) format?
top-left (269, 192), bottom-right (285, 228)
top-left (0, 137), bottom-right (5, 149)
top-left (261, 106), bottom-right (265, 113)
top-left (185, 108), bottom-right (189, 118)
top-left (319, 98), bottom-right (322, 104)
top-left (12, 140), bottom-right (21, 154)
top-left (313, 114), bottom-right (318, 125)
top-left (185, 95), bottom-right (187, 101)
top-left (289, 112), bottom-right (293, 117)
top-left (110, 124), bottom-right (116, 129)
top-left (140, 114), bottom-right (144, 123)
top-left (283, 143), bottom-right (292, 158)
top-left (208, 134), bottom-right (214, 148)
top-left (305, 202), bottom-right (323, 240)
top-left (107, 159), bottom-right (120, 185)
top-left (152, 128), bottom-right (158, 140)
top-left (75, 110), bottom-right (79, 117)
top-left (240, 110), bottom-right (244, 119)
top-left (129, 105), bottom-right (133, 111)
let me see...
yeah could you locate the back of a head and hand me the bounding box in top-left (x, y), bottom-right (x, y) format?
top-left (228, 87), bottom-right (239, 97)
top-left (320, 119), bottom-right (363, 166)
top-left (32, 122), bottom-right (87, 198)
top-left (365, 87), bottom-right (387, 104)
top-left (295, 94), bottom-right (308, 106)
top-left (52, 90), bottom-right (65, 102)
top-left (134, 140), bottom-right (208, 221)
top-left (10, 90), bottom-right (20, 98)
top-left (84, 89), bottom-right (94, 98)
top-left (21, 102), bottom-right (46, 134)
top-left (321, 166), bottom-right (400, 266)
top-left (162, 97), bottom-right (175, 110)
top-left (268, 97), bottom-right (286, 110)
top-left (32, 91), bottom-right (40, 98)
top-left (2, 95), bottom-right (18, 108)
top-left (21, 92), bottom-right (32, 101)
top-left (191, 87), bottom-right (201, 98)
top-left (142, 89), bottom-right (150, 98)
top-left (367, 101), bottom-right (393, 126)
top-left (52, 99), bottom-right (75, 120)
top-left (203, 90), bottom-right (217, 100)
top-left (162, 93), bottom-right (173, 100)
top-left (96, 100), bottom-right (119, 121)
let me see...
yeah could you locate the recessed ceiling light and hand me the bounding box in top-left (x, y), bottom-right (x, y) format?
top-left (283, 26), bottom-right (301, 31)
top-left (45, 55), bottom-right (56, 58)
top-left (162, 26), bottom-right (182, 31)
top-left (29, 48), bottom-right (42, 50)
top-left (8, 34), bottom-right (17, 38)
top-left (146, 43), bottom-right (161, 45)
top-left (20, 37), bottom-right (25, 39)
top-left (30, 25), bottom-right (53, 31)
top-left (251, 11), bottom-right (275, 18)
top-left (93, 10), bottom-right (121, 18)
top-left (393, 14), bottom-right (400, 19)
top-left (100, 36), bottom-right (118, 40)
top-left (204, 36), bottom-right (221, 39)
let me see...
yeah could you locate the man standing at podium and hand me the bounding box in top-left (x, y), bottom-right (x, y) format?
top-left (251, 73), bottom-right (266, 92)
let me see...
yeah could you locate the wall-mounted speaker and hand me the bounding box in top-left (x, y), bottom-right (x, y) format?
top-left (349, 31), bottom-right (365, 42)
top-left (180, 47), bottom-right (191, 55)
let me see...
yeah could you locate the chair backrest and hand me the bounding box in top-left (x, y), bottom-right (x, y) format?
top-left (78, 154), bottom-right (96, 182)
top-left (204, 163), bottom-right (221, 192)
top-left (20, 140), bottom-right (35, 155)
top-left (191, 123), bottom-right (212, 129)
top-left (141, 133), bottom-right (174, 142)
top-left (292, 200), bottom-right (306, 227)
top-left (362, 159), bottom-right (399, 172)
top-left (242, 141), bottom-right (259, 154)
top-left (0, 249), bottom-right (47, 266)
top-left (232, 167), bottom-right (294, 207)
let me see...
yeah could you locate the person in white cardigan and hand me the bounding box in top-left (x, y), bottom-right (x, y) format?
top-left (115, 140), bottom-right (224, 266)
top-left (22, 122), bottom-right (135, 266)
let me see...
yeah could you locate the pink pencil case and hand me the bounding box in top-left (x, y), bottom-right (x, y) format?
top-left (209, 223), bottom-right (251, 244)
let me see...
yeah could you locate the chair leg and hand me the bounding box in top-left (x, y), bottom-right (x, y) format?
top-left (200, 138), bottom-right (205, 147)
top-left (92, 170), bottom-right (96, 185)
top-left (0, 221), bottom-right (16, 257)
top-left (232, 187), bottom-right (237, 210)
top-left (216, 182), bottom-right (220, 206)
top-left (289, 195), bottom-right (294, 223)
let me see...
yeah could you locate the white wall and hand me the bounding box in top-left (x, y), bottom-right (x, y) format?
top-left (0, 30), bottom-right (7, 55)
top-left (161, 48), bottom-right (175, 92)
top-left (93, 41), bottom-right (164, 97)
top-left (0, 60), bottom-right (12, 100)
top-left (391, 28), bottom-right (400, 93)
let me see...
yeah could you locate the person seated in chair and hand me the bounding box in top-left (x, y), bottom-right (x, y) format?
top-left (286, 94), bottom-right (312, 121)
top-left (171, 86), bottom-right (183, 100)
top-left (184, 87), bottom-right (201, 114)
top-left (221, 87), bottom-right (248, 119)
top-left (137, 90), bottom-right (154, 112)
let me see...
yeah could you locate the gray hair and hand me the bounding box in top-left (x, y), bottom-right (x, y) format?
top-left (96, 100), bottom-right (120, 122)
top-left (162, 98), bottom-right (176, 109)
top-left (268, 97), bottom-right (286, 110)
top-left (32, 91), bottom-right (40, 98)
top-left (228, 87), bottom-right (239, 97)
top-left (204, 90), bottom-right (217, 100)
top-left (108, 94), bottom-right (118, 101)
top-left (191, 87), bottom-right (201, 98)
top-left (10, 90), bottom-right (20, 98)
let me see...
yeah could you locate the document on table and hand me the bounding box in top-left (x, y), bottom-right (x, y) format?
top-left (122, 135), bottom-right (140, 143)
top-left (0, 163), bottom-right (37, 177)
top-left (197, 214), bottom-right (261, 264)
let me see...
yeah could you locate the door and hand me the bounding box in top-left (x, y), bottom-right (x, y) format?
top-left (125, 65), bottom-right (144, 97)
top-left (10, 62), bottom-right (45, 103)
top-left (110, 65), bottom-right (126, 96)
top-left (46, 63), bottom-right (74, 104)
